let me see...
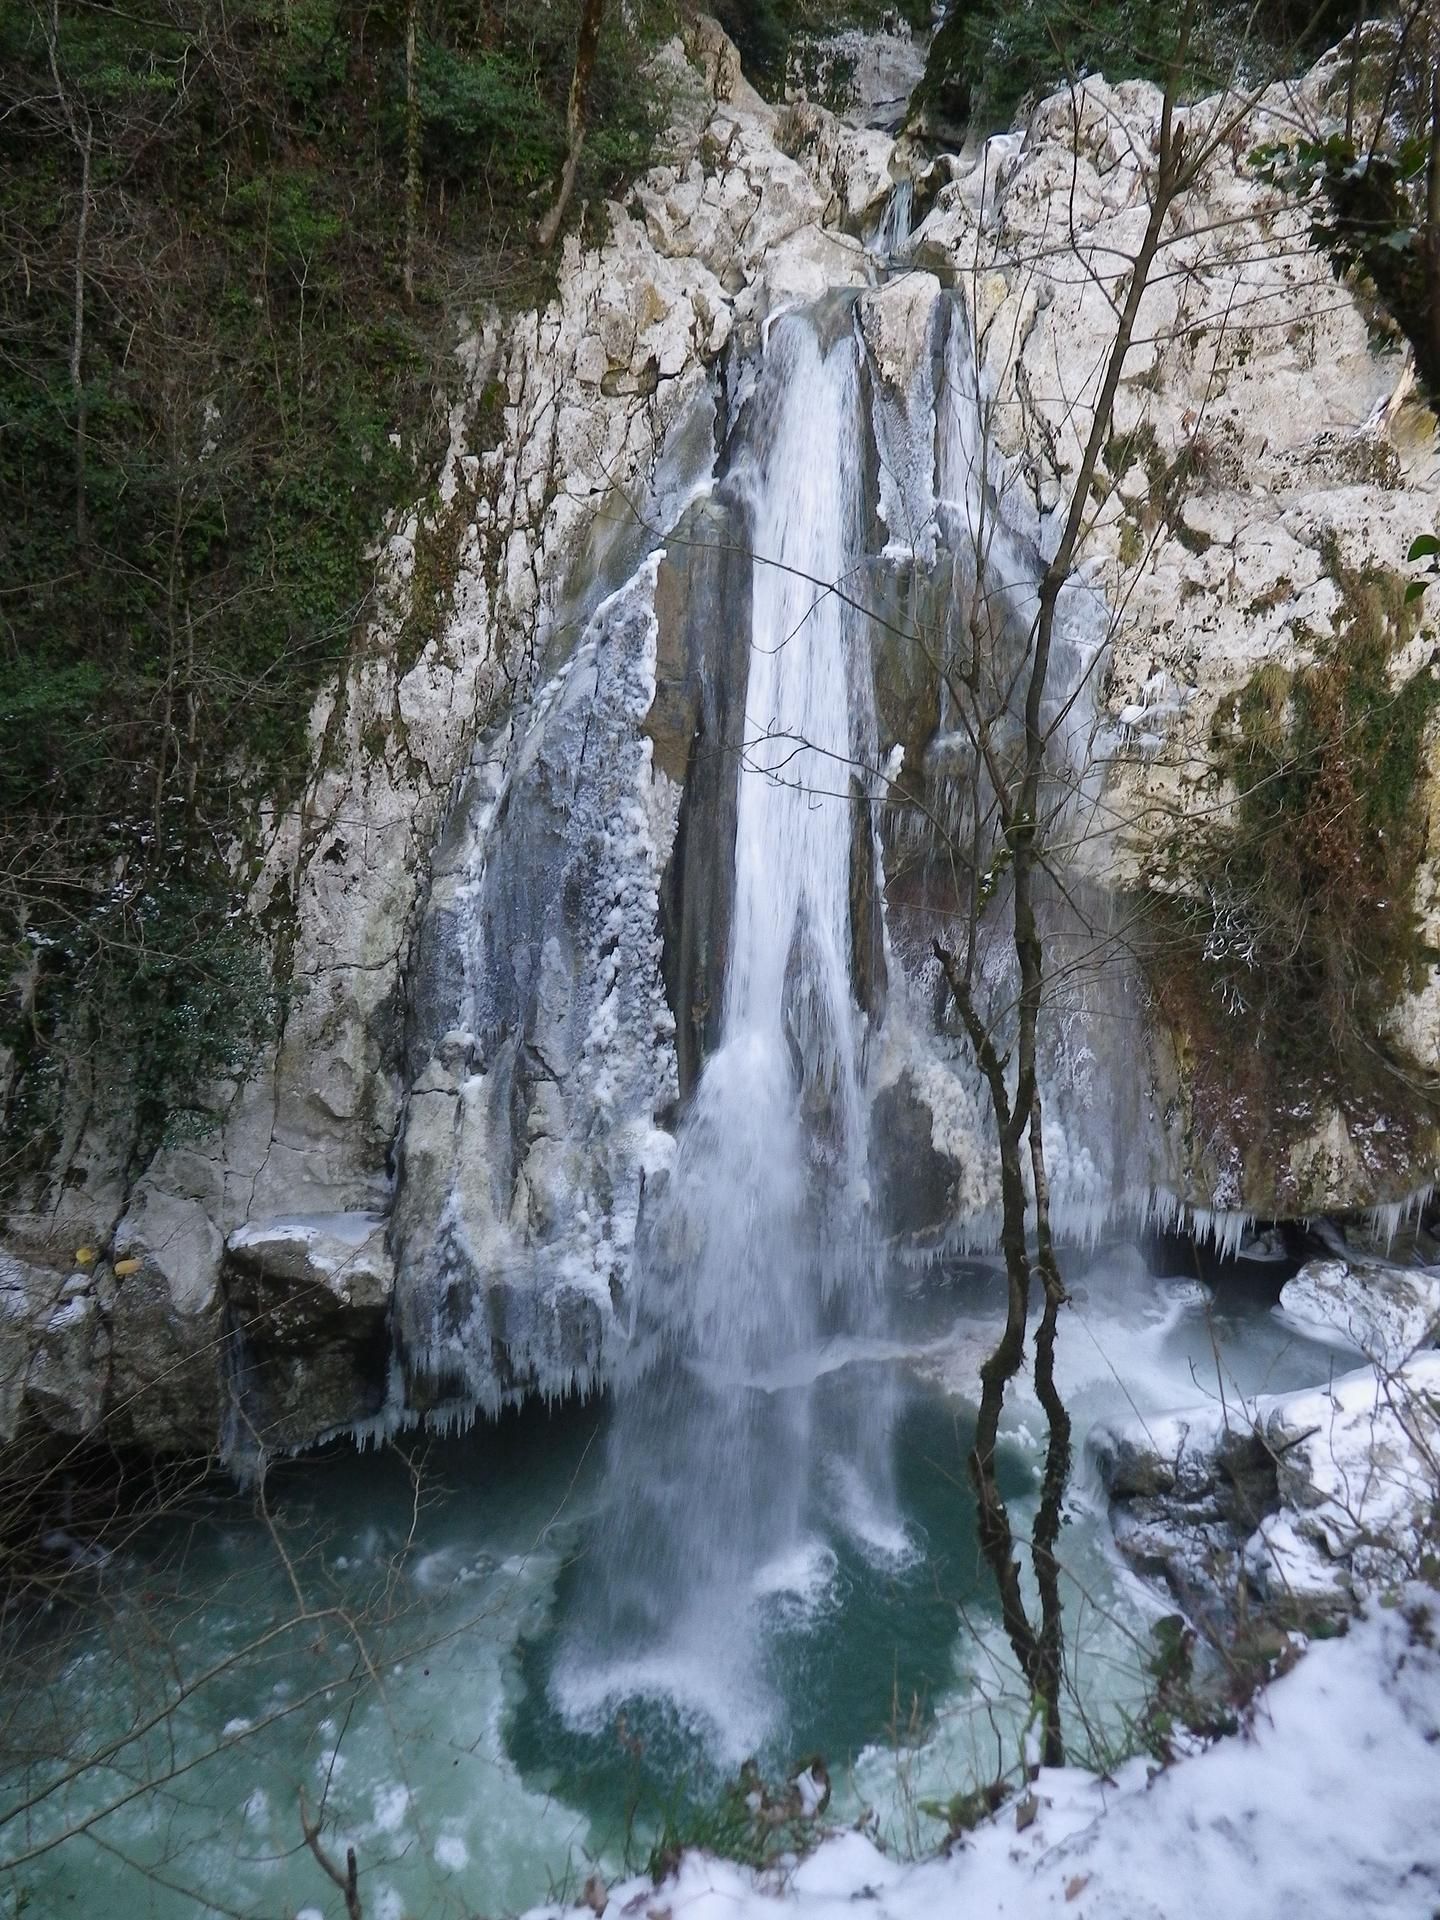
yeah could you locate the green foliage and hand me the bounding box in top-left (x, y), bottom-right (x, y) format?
top-left (1148, 555), bottom-right (1440, 1115)
top-left (4, 871), bottom-right (279, 1167)
top-left (417, 41), bottom-right (561, 189)
top-left (917, 1776), bottom-right (1008, 1837)
top-left (1250, 128), bottom-right (1438, 395)
top-left (911, 0), bottom-right (1355, 136)
top-left (0, 0), bottom-right (671, 1176)
top-left (1410, 534), bottom-right (1440, 605)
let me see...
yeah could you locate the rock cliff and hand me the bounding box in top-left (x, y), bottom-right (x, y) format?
top-left (4, 20), bottom-right (1438, 1459)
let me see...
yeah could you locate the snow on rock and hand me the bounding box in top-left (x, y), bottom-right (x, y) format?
top-left (527, 1589), bottom-right (1440, 1920)
top-left (1095, 1355), bottom-right (1440, 1622)
top-left (1277, 1256), bottom-right (1440, 1368)
top-left (226, 1213), bottom-right (392, 1307)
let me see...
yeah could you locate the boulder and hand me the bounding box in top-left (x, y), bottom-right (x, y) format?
top-left (0, 1251), bottom-right (105, 1446)
top-left (1277, 1257), bottom-right (1440, 1368)
top-left (104, 1185), bottom-right (224, 1450)
top-left (226, 1213), bottom-right (392, 1305)
top-left (222, 1215), bottom-right (393, 1450)
top-left (24, 1289), bottom-right (109, 1439)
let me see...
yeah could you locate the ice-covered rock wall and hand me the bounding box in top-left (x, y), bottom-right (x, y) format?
top-left (389, 559), bottom-right (681, 1419)
top-left (377, 254), bottom-right (1166, 1418)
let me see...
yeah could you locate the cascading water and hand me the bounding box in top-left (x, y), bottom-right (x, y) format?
top-left (550, 313), bottom-right (903, 1760)
top-left (871, 178), bottom-right (915, 259)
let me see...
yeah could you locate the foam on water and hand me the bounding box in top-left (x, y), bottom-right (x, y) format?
top-left (752, 1539), bottom-right (842, 1606)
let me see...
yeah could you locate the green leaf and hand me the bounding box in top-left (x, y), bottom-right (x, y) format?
top-left (1405, 581), bottom-right (1429, 604)
top-left (1407, 534), bottom-right (1440, 562)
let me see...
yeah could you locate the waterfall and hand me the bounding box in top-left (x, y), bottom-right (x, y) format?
top-left (391, 273), bottom-right (1173, 1464)
top-left (551, 314), bottom-right (901, 1759)
top-left (871, 178), bottom-right (914, 260)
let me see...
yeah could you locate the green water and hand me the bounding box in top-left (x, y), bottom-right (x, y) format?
top-left (508, 1378), bottom-right (1031, 1852)
top-left (0, 1257), bottom-right (1342, 1919)
top-left (0, 1371), bottom-right (1032, 1920)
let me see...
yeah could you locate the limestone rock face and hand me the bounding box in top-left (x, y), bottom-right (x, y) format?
top-left (5, 23), bottom-right (1440, 1452)
top-left (907, 54), bottom-right (1440, 1220)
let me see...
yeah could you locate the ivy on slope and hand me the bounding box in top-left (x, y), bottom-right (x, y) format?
top-left (0, 0), bottom-right (670, 1185)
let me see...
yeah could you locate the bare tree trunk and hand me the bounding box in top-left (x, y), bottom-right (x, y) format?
top-left (403, 0), bottom-right (419, 303)
top-left (1027, 1088), bottom-right (1070, 1767)
top-left (931, 937), bottom-right (1040, 1663)
top-left (932, 4), bottom-right (1199, 1766)
top-left (45, 0), bottom-right (92, 548)
top-left (537, 0), bottom-right (606, 251)
top-left (1423, 60), bottom-right (1440, 392)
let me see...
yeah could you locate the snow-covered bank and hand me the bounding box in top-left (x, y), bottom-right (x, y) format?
top-left (1094, 1353), bottom-right (1440, 1623)
top-left (539, 1587), bottom-right (1440, 1920)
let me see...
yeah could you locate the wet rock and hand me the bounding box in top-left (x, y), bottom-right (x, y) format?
top-left (107, 1264), bottom-right (224, 1453)
top-left (648, 495), bottom-right (753, 1098)
top-left (24, 1290), bottom-right (109, 1439)
top-left (223, 1214), bottom-right (394, 1451)
top-left (849, 778), bottom-right (887, 1021)
top-left (0, 1251), bottom-right (86, 1444)
top-left (868, 1069), bottom-right (958, 1242)
top-left (14, 19), bottom-right (1440, 1454)
top-left (106, 1187), bottom-right (225, 1451)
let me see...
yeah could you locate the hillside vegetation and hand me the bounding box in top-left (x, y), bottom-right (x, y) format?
top-left (0, 0), bottom-right (668, 1177)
